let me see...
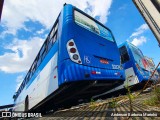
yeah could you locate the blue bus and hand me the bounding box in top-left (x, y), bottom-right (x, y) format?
top-left (13, 4), bottom-right (124, 112)
top-left (119, 42), bottom-right (159, 88)
top-left (93, 42), bottom-right (159, 98)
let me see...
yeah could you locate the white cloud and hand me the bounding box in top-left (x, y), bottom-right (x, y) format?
top-left (0, 0), bottom-right (113, 73)
top-left (16, 75), bottom-right (24, 91)
top-left (128, 24), bottom-right (149, 46)
top-left (1, 0), bottom-right (112, 36)
top-left (130, 24), bottom-right (149, 38)
top-left (0, 37), bottom-right (44, 73)
top-left (88, 0), bottom-right (112, 23)
top-left (131, 36), bottom-right (147, 46)
top-left (118, 4), bottom-right (127, 10)
top-left (36, 29), bottom-right (45, 35)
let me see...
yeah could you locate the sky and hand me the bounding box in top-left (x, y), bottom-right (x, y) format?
top-left (0, 0), bottom-right (159, 106)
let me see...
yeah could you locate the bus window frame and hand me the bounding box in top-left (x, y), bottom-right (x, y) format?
top-left (73, 8), bottom-right (116, 43)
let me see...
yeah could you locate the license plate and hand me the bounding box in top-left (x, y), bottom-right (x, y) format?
top-left (100, 59), bottom-right (109, 64)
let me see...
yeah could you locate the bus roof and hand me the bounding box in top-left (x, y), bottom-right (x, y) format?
top-left (118, 41), bottom-right (141, 51)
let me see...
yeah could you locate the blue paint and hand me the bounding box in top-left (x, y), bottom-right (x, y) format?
top-left (119, 42), bottom-right (153, 82)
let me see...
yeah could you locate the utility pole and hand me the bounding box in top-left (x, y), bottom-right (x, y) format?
top-left (133, 0), bottom-right (160, 46)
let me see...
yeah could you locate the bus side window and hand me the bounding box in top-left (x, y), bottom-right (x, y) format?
top-left (48, 37), bottom-right (53, 50)
top-left (22, 82), bottom-right (25, 91)
top-left (31, 61), bottom-right (37, 75)
top-left (40, 44), bottom-right (46, 56)
top-left (54, 31), bottom-right (58, 40)
top-left (48, 22), bottom-right (58, 51)
top-left (42, 44), bottom-right (47, 60)
top-left (50, 28), bottom-right (55, 39)
top-left (24, 78), bottom-right (27, 86)
top-left (119, 46), bottom-right (130, 64)
top-left (24, 74), bottom-right (28, 85)
top-left (55, 22), bottom-right (58, 32)
top-left (37, 55), bottom-right (41, 68)
top-left (51, 31), bottom-right (57, 44)
top-left (48, 31), bottom-right (58, 51)
top-left (39, 43), bottom-right (47, 61)
top-left (19, 87), bottom-right (22, 94)
top-left (28, 71), bottom-right (31, 80)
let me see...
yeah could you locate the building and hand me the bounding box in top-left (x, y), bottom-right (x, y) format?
top-left (0, 0), bottom-right (4, 21)
top-left (133, 0), bottom-right (160, 46)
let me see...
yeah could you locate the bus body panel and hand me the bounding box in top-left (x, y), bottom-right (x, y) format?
top-left (73, 27), bottom-right (121, 69)
top-left (14, 42), bottom-right (59, 111)
top-left (124, 67), bottom-right (139, 86)
top-left (59, 60), bottom-right (124, 83)
top-left (58, 5), bottom-right (74, 64)
top-left (28, 52), bottom-right (58, 110)
top-left (14, 88), bottom-right (26, 111)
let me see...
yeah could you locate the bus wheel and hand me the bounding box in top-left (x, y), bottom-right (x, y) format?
top-left (25, 96), bottom-right (29, 112)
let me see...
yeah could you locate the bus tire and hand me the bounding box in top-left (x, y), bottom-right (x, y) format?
top-left (25, 96), bottom-right (29, 112)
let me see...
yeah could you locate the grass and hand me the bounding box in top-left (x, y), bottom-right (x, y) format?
top-left (89, 98), bottom-right (96, 109)
top-left (154, 86), bottom-right (160, 101)
top-left (143, 96), bottom-right (159, 106)
top-left (108, 98), bottom-right (118, 108)
top-left (143, 87), bottom-right (160, 107)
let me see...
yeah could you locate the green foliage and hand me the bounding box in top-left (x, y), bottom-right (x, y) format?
top-left (127, 92), bottom-right (135, 100)
top-left (154, 87), bottom-right (160, 101)
top-left (125, 79), bottom-right (133, 114)
top-left (90, 98), bottom-right (95, 105)
top-left (143, 96), bottom-right (158, 106)
top-left (89, 98), bottom-right (96, 109)
top-left (143, 87), bottom-right (160, 106)
top-left (108, 98), bottom-right (118, 108)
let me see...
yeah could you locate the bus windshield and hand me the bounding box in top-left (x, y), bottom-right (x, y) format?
top-left (130, 44), bottom-right (146, 70)
top-left (74, 10), bottom-right (114, 42)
